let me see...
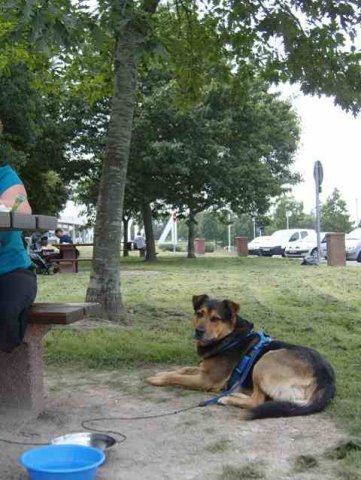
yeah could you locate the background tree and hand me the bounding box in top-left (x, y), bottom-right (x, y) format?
top-left (321, 188), bottom-right (353, 233)
top-left (129, 72), bottom-right (300, 257)
top-left (267, 195), bottom-right (307, 233)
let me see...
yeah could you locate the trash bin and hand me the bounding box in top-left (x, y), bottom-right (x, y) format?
top-left (327, 233), bottom-right (346, 266)
top-left (235, 236), bottom-right (248, 257)
top-left (194, 238), bottom-right (206, 255)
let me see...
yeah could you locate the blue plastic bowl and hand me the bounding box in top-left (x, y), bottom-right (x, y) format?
top-left (20, 444), bottom-right (105, 480)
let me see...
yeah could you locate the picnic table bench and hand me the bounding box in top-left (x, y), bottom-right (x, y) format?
top-left (0, 212), bottom-right (100, 413)
top-left (50, 243), bottom-right (80, 273)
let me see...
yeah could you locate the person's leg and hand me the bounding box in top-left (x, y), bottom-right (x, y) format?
top-left (0, 269), bottom-right (37, 352)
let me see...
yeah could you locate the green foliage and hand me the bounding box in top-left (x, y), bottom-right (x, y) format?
top-left (3, 0), bottom-right (361, 114)
top-left (213, 0), bottom-right (361, 114)
top-left (321, 189), bottom-right (354, 233)
top-left (154, 5), bottom-right (228, 103)
top-left (0, 63), bottom-right (68, 213)
top-left (0, 0), bottom-right (90, 55)
top-left (194, 212), bottom-right (255, 245)
top-left (129, 69), bottom-right (300, 221)
top-left (267, 195), bottom-right (310, 233)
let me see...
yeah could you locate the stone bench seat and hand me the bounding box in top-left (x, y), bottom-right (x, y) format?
top-left (0, 302), bottom-right (100, 414)
top-left (29, 303), bottom-right (99, 324)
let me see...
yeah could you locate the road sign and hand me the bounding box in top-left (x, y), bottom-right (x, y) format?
top-left (313, 161), bottom-right (324, 193)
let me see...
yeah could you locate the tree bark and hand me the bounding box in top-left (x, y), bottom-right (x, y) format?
top-left (86, 0), bottom-right (160, 321)
top-left (142, 202), bottom-right (157, 261)
top-left (123, 217), bottom-right (129, 257)
top-left (187, 210), bottom-right (196, 259)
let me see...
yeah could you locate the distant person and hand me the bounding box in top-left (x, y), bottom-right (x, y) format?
top-left (55, 228), bottom-right (73, 244)
top-left (133, 232), bottom-right (146, 257)
top-left (54, 228), bottom-right (80, 266)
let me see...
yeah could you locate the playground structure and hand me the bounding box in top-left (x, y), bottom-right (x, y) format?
top-left (158, 212), bottom-right (178, 251)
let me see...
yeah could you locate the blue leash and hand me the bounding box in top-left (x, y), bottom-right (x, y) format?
top-left (199, 331), bottom-right (272, 407)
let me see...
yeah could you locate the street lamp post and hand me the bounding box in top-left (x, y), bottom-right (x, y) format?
top-left (286, 210), bottom-right (292, 229)
top-left (356, 198), bottom-right (360, 226)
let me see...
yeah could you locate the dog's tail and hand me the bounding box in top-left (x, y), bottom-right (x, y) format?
top-left (247, 382), bottom-right (336, 420)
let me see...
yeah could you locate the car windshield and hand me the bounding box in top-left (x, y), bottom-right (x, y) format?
top-left (270, 230), bottom-right (295, 242)
top-left (346, 228), bottom-right (361, 240)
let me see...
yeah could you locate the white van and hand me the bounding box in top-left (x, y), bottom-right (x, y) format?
top-left (259, 229), bottom-right (316, 257)
top-left (285, 231), bottom-right (329, 258)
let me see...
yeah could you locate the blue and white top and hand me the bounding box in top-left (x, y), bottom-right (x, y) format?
top-left (0, 164), bottom-right (32, 275)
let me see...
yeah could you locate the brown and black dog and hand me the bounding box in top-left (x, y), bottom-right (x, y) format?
top-left (147, 294), bottom-right (336, 419)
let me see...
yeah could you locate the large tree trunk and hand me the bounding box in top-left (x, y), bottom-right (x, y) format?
top-left (123, 217), bottom-right (129, 257)
top-left (142, 202), bottom-right (157, 261)
top-left (86, 0), bottom-right (160, 321)
top-left (187, 210), bottom-right (196, 259)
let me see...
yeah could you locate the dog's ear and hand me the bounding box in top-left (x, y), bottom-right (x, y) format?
top-left (236, 316), bottom-right (254, 332)
top-left (192, 294), bottom-right (209, 311)
top-left (222, 299), bottom-right (240, 320)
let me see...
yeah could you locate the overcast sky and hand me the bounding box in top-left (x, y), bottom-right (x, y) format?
top-left (279, 85), bottom-right (361, 223)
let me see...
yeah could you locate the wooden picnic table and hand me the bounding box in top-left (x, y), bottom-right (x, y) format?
top-left (54, 243), bottom-right (79, 273)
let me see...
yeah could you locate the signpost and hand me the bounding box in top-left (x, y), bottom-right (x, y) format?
top-left (314, 161), bottom-right (324, 263)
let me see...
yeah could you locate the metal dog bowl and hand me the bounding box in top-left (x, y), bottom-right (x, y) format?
top-left (50, 432), bottom-right (116, 451)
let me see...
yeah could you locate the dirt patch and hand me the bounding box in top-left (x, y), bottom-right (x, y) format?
top-left (0, 369), bottom-right (347, 480)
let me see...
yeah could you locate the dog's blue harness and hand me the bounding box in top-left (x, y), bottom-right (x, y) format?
top-left (199, 330), bottom-right (272, 407)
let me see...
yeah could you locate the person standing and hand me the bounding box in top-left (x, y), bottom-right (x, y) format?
top-left (0, 120), bottom-right (37, 351)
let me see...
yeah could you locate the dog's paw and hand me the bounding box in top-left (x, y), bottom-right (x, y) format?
top-left (146, 375), bottom-right (166, 386)
top-left (217, 396), bottom-right (231, 406)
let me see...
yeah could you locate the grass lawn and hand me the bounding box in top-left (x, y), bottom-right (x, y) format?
top-left (38, 254), bottom-right (361, 477)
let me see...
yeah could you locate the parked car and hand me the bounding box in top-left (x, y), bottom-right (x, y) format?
top-left (285, 231), bottom-right (329, 258)
top-left (259, 229), bottom-right (315, 257)
top-left (248, 236), bottom-right (271, 256)
top-left (345, 227), bottom-right (361, 262)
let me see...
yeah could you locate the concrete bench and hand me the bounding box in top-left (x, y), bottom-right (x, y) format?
top-left (0, 302), bottom-right (100, 414)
